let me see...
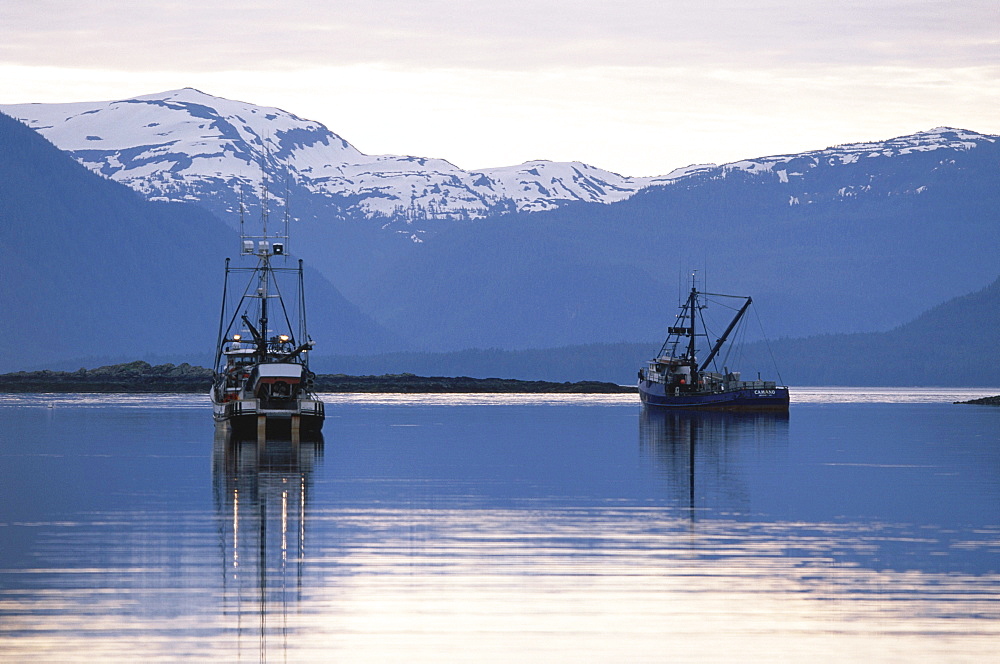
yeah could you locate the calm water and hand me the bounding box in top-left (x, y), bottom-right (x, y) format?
top-left (1, 389), bottom-right (998, 662)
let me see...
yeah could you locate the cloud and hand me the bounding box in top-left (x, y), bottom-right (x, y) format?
top-left (2, 1), bottom-right (997, 72)
top-left (1, 2), bottom-right (997, 175)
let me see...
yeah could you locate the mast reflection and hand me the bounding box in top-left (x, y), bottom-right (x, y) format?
top-left (212, 428), bottom-right (323, 660)
top-left (639, 408), bottom-right (788, 515)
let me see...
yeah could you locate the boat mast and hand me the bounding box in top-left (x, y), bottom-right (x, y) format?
top-left (657, 272), bottom-right (699, 360)
top-left (214, 258), bottom-right (230, 373)
top-left (298, 259), bottom-right (308, 353)
top-left (217, 148), bottom-right (298, 370)
top-left (257, 150), bottom-right (271, 361)
top-left (243, 148), bottom-right (292, 364)
top-left (687, 273), bottom-right (698, 375)
top-left (259, 251), bottom-right (269, 359)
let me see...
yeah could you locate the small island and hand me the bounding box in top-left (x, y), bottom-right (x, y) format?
top-left (955, 395), bottom-right (1000, 406)
top-left (0, 361), bottom-right (636, 394)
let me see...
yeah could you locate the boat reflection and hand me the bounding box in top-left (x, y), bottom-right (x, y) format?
top-left (212, 428), bottom-right (323, 659)
top-left (639, 408), bottom-right (788, 515)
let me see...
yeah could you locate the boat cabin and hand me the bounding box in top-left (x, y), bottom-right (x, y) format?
top-left (644, 356), bottom-right (693, 386)
top-left (249, 363), bottom-right (305, 402)
top-left (643, 356), bottom-right (753, 395)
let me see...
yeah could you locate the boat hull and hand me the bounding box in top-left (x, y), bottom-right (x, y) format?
top-left (211, 395), bottom-right (325, 436)
top-left (638, 380), bottom-right (789, 411)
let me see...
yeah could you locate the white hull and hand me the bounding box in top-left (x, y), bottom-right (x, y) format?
top-left (212, 394), bottom-right (324, 435)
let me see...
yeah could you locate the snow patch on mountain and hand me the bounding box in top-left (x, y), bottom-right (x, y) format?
top-left (3, 89), bottom-right (995, 229)
top-left (2, 88), bottom-right (696, 223)
top-left (687, 126), bottom-right (997, 204)
top-left (719, 127), bottom-right (995, 179)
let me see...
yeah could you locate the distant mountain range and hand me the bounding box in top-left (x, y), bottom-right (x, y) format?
top-left (1, 88), bottom-right (695, 238)
top-left (340, 125), bottom-right (1000, 348)
top-left (2, 89), bottom-right (999, 382)
top-left (2, 89), bottom-right (992, 239)
top-left (310, 274), bottom-right (1000, 387)
top-left (759, 274), bottom-right (1000, 386)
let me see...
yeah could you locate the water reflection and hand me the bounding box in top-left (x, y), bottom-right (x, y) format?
top-left (211, 428), bottom-right (323, 659)
top-left (639, 408), bottom-right (789, 514)
top-left (2, 397), bottom-right (999, 661)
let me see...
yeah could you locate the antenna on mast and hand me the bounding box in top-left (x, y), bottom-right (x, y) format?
top-left (238, 185), bottom-right (255, 257)
top-left (283, 174), bottom-right (291, 261)
top-left (677, 266), bottom-right (682, 307)
top-left (260, 138), bottom-right (270, 238)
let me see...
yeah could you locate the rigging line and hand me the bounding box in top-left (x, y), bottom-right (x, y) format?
top-left (298, 260), bottom-right (309, 346)
top-left (737, 327), bottom-right (751, 380)
top-left (220, 267), bottom-right (262, 347)
top-left (699, 291), bottom-right (750, 299)
top-left (719, 305), bottom-right (749, 371)
top-left (659, 295), bottom-right (692, 357)
top-left (734, 312), bottom-right (750, 371)
top-left (720, 311), bottom-right (738, 369)
top-left (697, 305), bottom-right (718, 370)
top-left (752, 304), bottom-right (784, 386)
top-left (269, 273), bottom-right (297, 346)
top-left (704, 297), bottom-right (743, 312)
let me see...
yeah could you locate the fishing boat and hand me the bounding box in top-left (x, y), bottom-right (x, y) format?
top-left (638, 277), bottom-right (789, 411)
top-left (210, 197), bottom-right (324, 437)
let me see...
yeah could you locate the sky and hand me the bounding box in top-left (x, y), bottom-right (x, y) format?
top-left (1, 1), bottom-right (998, 176)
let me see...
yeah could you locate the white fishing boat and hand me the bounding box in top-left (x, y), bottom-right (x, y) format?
top-left (210, 192), bottom-right (324, 437)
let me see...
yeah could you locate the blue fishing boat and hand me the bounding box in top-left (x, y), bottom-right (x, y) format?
top-left (638, 278), bottom-right (789, 411)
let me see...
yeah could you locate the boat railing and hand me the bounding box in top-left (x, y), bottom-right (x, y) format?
top-left (300, 400), bottom-right (324, 417)
top-left (728, 380), bottom-right (778, 390)
top-left (224, 398), bottom-right (323, 418)
top-left (225, 399), bottom-right (259, 419)
top-left (643, 373), bottom-right (779, 392)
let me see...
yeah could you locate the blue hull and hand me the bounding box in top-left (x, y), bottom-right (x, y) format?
top-left (638, 380), bottom-right (789, 411)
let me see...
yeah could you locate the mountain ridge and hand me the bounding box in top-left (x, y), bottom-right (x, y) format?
top-left (1, 88), bottom-right (686, 234)
top-left (304, 274), bottom-right (1000, 386)
top-left (6, 89), bottom-right (992, 238)
top-left (2, 90), bottom-right (998, 368)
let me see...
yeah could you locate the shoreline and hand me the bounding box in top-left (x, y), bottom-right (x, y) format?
top-left (3, 362), bottom-right (996, 399)
top-left (0, 362), bottom-right (636, 394)
top-left (955, 395), bottom-right (1000, 406)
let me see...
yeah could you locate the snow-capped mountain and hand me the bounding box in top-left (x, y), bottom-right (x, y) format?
top-left (722, 127), bottom-right (990, 176)
top-left (3, 88), bottom-right (998, 364)
top-left (0, 88), bottom-right (698, 238)
top-left (696, 126), bottom-right (996, 205)
top-left (5, 88), bottom-right (993, 242)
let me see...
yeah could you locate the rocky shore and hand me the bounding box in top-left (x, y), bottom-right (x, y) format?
top-left (0, 361), bottom-right (635, 394)
top-left (955, 395), bottom-right (1000, 406)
